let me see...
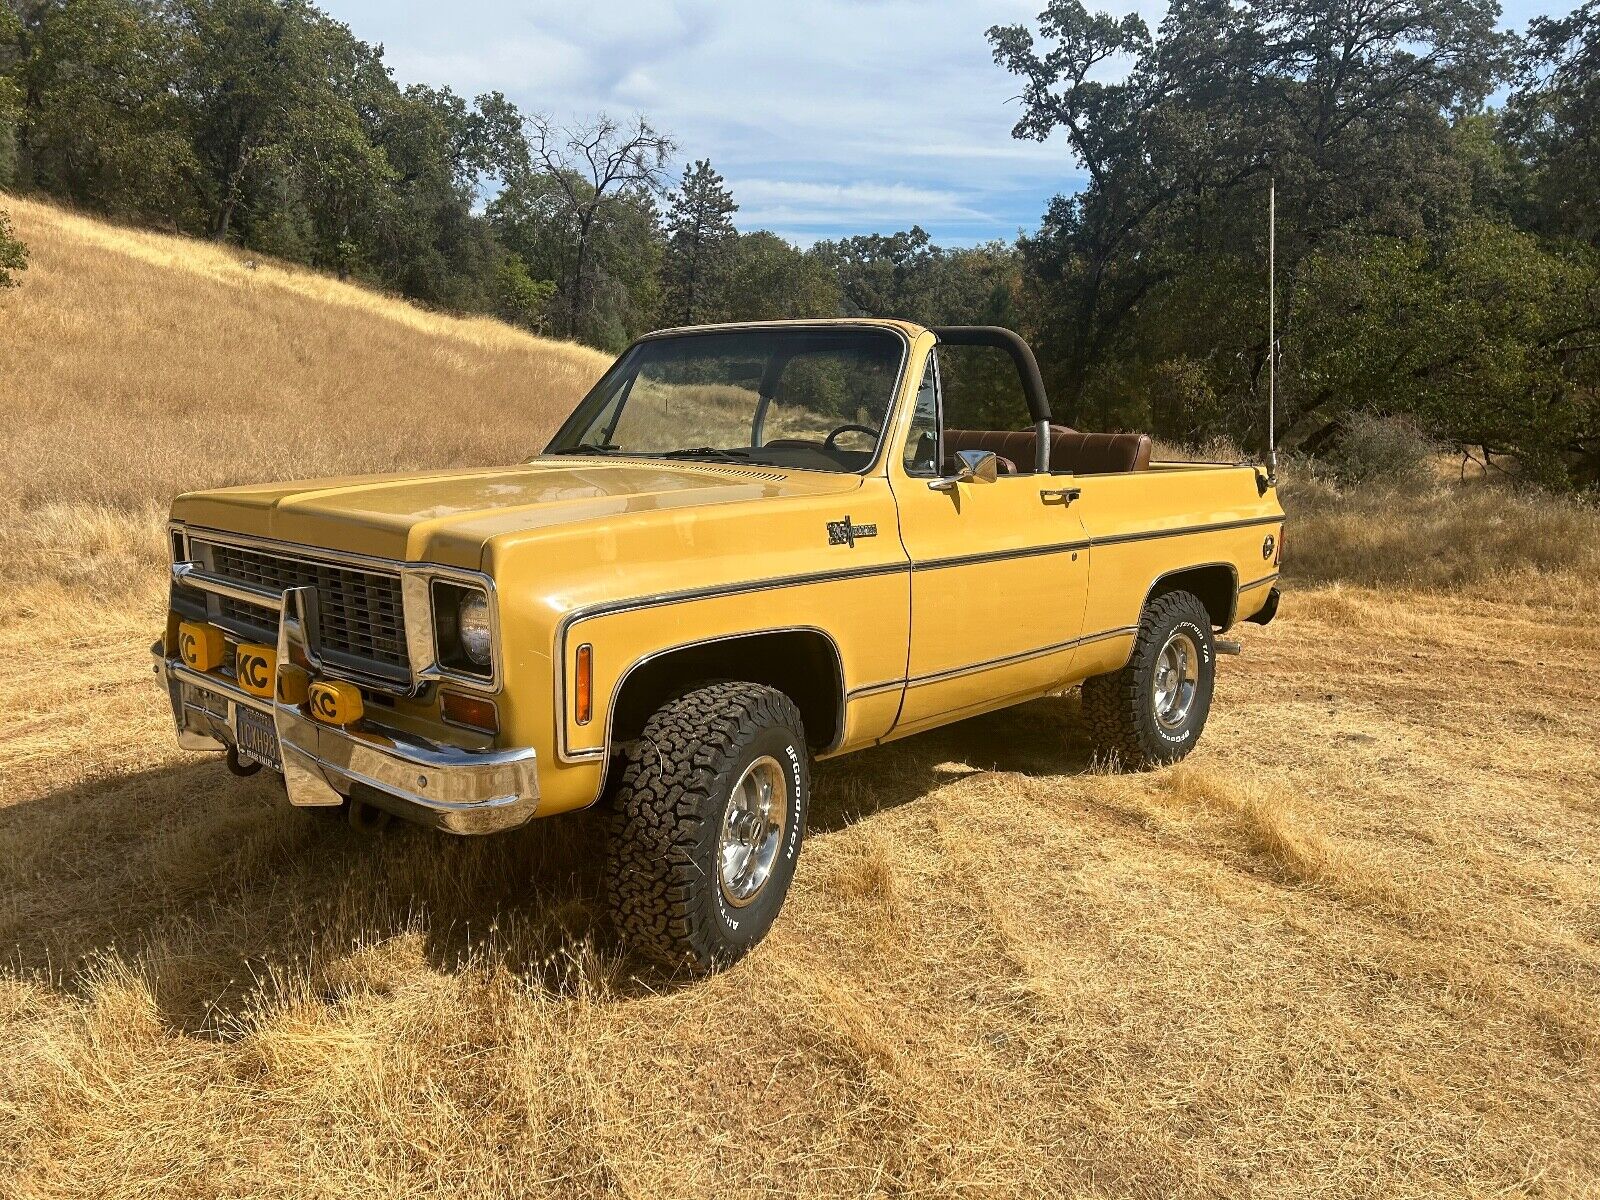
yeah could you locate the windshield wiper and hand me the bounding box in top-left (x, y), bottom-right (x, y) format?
top-left (655, 447), bottom-right (759, 464)
top-left (548, 442), bottom-right (619, 455)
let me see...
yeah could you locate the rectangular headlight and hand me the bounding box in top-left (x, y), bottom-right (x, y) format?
top-left (432, 581), bottom-right (493, 677)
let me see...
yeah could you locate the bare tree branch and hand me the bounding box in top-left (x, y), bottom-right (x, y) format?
top-left (521, 112), bottom-right (674, 337)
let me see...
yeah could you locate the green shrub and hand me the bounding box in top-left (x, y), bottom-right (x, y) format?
top-left (496, 254), bottom-right (556, 331)
top-left (1317, 414), bottom-right (1440, 487)
top-left (0, 207), bottom-right (27, 288)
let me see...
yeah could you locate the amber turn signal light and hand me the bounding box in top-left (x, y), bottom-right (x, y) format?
top-left (441, 690), bottom-right (499, 734)
top-left (575, 643), bottom-right (593, 725)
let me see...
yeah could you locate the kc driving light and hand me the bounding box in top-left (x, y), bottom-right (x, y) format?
top-left (456, 589), bottom-right (493, 668)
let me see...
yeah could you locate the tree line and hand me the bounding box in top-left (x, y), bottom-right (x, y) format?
top-left (2, 0), bottom-right (1597, 487)
top-left (989, 0), bottom-right (1599, 487)
top-left (0, 0), bottom-right (1019, 347)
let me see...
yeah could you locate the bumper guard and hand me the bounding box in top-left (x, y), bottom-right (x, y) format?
top-left (155, 574), bottom-right (537, 835)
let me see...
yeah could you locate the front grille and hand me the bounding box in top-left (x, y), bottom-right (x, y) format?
top-left (197, 540), bottom-right (410, 675)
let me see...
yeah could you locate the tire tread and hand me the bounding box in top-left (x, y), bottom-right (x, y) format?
top-left (1081, 590), bottom-right (1213, 770)
top-left (604, 681), bottom-right (805, 968)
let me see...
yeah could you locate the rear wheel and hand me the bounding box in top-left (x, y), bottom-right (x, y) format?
top-left (604, 682), bottom-right (809, 971)
top-left (1082, 589), bottom-right (1216, 769)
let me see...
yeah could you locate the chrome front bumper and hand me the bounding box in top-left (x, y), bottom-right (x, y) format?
top-left (155, 576), bottom-right (538, 836)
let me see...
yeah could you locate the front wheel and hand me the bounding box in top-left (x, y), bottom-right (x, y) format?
top-left (604, 682), bottom-right (809, 971)
top-left (1081, 589), bottom-right (1216, 769)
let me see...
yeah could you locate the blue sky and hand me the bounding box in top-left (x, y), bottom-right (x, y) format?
top-left (321, 0), bottom-right (1570, 247)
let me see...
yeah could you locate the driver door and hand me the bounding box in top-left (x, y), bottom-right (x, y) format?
top-left (889, 349), bottom-right (1091, 734)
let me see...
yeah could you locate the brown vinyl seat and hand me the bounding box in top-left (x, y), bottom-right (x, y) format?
top-left (944, 425), bottom-right (1152, 475)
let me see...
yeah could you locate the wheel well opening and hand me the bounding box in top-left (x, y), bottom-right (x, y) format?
top-left (1150, 564), bottom-right (1237, 630)
top-left (610, 630), bottom-right (844, 752)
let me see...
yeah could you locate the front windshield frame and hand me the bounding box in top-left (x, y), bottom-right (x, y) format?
top-left (541, 324), bottom-right (912, 476)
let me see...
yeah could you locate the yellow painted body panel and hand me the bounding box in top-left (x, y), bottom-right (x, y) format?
top-left (165, 319), bottom-right (1284, 820)
top-left (890, 468), bottom-right (1092, 732)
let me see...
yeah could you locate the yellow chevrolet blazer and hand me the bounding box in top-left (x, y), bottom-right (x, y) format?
top-left (155, 319), bottom-right (1284, 968)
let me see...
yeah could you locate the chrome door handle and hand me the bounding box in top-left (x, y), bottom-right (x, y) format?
top-left (1039, 487), bottom-right (1081, 505)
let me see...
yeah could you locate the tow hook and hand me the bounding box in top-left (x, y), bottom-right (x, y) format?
top-left (1214, 639), bottom-right (1243, 656)
top-left (348, 797), bottom-right (392, 833)
top-left (226, 746), bottom-right (262, 776)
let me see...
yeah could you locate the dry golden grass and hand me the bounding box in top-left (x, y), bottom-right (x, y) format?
top-left (1281, 469), bottom-right (1600, 602)
top-left (0, 191), bottom-right (610, 578)
top-left (2, 196), bottom-right (1599, 1198)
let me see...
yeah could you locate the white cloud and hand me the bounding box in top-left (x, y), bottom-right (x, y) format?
top-left (322, 0), bottom-right (1091, 240)
top-left (319, 0), bottom-right (1533, 241)
top-left (730, 179), bottom-right (991, 232)
top-left (614, 69), bottom-right (659, 102)
top-left (735, 179), bottom-right (981, 212)
top-left (383, 35), bottom-right (590, 98)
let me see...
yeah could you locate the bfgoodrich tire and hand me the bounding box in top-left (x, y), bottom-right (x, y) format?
top-left (604, 682), bottom-right (809, 971)
top-left (1081, 590), bottom-right (1216, 770)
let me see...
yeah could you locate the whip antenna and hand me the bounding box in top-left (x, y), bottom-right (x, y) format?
top-left (1266, 177), bottom-right (1278, 485)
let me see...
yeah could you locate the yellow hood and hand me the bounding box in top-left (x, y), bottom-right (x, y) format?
top-left (170, 458), bottom-right (861, 569)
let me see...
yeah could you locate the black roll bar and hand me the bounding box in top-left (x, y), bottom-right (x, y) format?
top-left (930, 326), bottom-right (1052, 474)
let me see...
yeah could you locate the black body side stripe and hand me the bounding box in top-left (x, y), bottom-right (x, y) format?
top-left (912, 514), bottom-right (1282, 571)
top-left (1238, 571), bottom-right (1281, 592)
top-left (1088, 514), bottom-right (1283, 548)
top-left (916, 539), bottom-right (1089, 571)
top-left (847, 624), bottom-right (1139, 697)
top-left (564, 513), bottom-right (1280, 635)
top-left (845, 679), bottom-right (906, 700)
top-left (905, 624), bottom-right (1137, 688)
top-left (562, 560), bottom-right (908, 631)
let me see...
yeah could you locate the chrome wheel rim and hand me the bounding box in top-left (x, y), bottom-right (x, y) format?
top-left (718, 756), bottom-right (788, 907)
top-left (1153, 630), bottom-right (1201, 730)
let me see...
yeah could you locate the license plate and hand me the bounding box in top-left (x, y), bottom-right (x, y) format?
top-left (235, 705), bottom-right (282, 771)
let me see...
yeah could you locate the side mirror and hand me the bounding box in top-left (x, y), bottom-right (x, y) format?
top-left (929, 449), bottom-right (1000, 491)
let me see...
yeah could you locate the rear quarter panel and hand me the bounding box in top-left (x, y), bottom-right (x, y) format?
top-left (1071, 464), bottom-right (1284, 678)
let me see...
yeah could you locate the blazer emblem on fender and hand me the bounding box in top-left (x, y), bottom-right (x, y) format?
top-left (826, 515), bottom-right (878, 548)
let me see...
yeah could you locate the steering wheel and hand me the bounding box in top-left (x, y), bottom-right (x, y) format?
top-left (823, 423), bottom-right (881, 450)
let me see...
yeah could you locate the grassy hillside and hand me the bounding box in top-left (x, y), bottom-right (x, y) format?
top-left (2, 196), bottom-right (1599, 1199)
top-left (0, 192), bottom-right (610, 597)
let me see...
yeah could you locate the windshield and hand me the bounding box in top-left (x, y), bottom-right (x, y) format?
top-left (543, 327), bottom-right (905, 474)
